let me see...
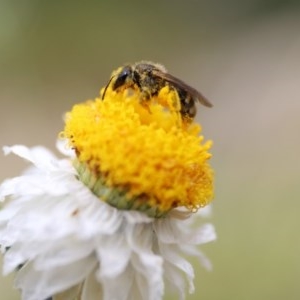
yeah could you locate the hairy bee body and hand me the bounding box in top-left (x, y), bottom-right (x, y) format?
top-left (102, 61), bottom-right (212, 120)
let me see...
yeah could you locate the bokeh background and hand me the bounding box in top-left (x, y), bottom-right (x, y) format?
top-left (1, 0), bottom-right (299, 299)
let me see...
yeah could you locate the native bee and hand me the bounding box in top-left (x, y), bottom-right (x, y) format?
top-left (102, 61), bottom-right (212, 120)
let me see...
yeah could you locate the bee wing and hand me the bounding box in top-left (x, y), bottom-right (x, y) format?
top-left (152, 69), bottom-right (213, 108)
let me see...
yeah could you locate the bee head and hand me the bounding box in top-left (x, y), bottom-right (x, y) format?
top-left (102, 65), bottom-right (134, 100)
top-left (112, 65), bottom-right (134, 91)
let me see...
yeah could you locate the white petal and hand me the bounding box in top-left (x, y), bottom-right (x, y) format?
top-left (168, 208), bottom-right (192, 220)
top-left (81, 270), bottom-right (102, 300)
top-left (56, 139), bottom-right (76, 158)
top-left (159, 243), bottom-right (195, 294)
top-left (34, 238), bottom-right (95, 270)
top-left (96, 232), bottom-right (131, 278)
top-left (154, 217), bottom-right (186, 244)
top-left (187, 223), bottom-right (217, 245)
top-left (3, 145), bottom-right (58, 171)
top-left (180, 244), bottom-right (213, 271)
top-left (16, 256), bottom-right (97, 300)
top-left (53, 284), bottom-right (83, 300)
top-left (123, 210), bottom-right (153, 224)
top-left (0, 176), bottom-right (48, 201)
top-left (98, 264), bottom-right (135, 300)
top-left (197, 204), bottom-right (213, 218)
top-left (127, 224), bottom-right (164, 299)
top-left (77, 199), bottom-right (123, 237)
top-left (163, 263), bottom-right (186, 300)
top-left (131, 252), bottom-right (164, 300)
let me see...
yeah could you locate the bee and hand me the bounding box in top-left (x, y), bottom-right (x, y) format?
top-left (102, 61), bottom-right (212, 120)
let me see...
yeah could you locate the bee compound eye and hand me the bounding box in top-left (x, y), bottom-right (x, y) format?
top-left (113, 66), bottom-right (132, 90)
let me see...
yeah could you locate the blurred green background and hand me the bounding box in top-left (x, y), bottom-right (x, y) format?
top-left (1, 0), bottom-right (299, 299)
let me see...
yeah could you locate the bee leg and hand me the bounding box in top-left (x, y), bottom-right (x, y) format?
top-left (168, 89), bottom-right (181, 114)
top-left (179, 94), bottom-right (196, 121)
top-left (139, 89), bottom-right (152, 114)
top-left (140, 88), bottom-right (152, 101)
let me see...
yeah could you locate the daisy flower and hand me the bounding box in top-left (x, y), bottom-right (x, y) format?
top-left (0, 75), bottom-right (216, 300)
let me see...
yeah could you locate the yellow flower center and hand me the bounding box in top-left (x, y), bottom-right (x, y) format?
top-left (61, 86), bottom-right (214, 217)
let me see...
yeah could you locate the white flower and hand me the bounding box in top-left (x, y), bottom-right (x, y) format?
top-left (0, 145), bottom-right (216, 300)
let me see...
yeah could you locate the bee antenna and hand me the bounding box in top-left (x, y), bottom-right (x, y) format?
top-left (102, 75), bottom-right (115, 100)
